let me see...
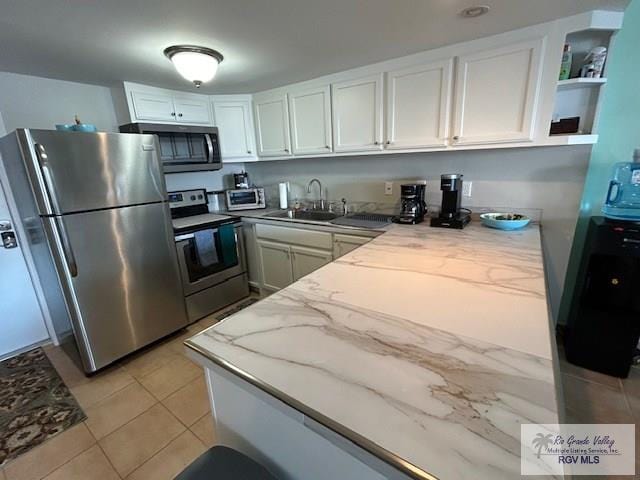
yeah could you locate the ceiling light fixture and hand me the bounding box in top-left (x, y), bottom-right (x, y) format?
top-left (164, 45), bottom-right (224, 88)
top-left (459, 5), bottom-right (490, 18)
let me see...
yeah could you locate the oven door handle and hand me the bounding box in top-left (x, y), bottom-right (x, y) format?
top-left (175, 233), bottom-right (196, 242)
top-left (204, 134), bottom-right (215, 164)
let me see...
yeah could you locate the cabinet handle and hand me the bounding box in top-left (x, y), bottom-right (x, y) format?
top-left (247, 150), bottom-right (252, 154)
top-left (284, 148), bottom-right (289, 153)
top-left (373, 141), bottom-right (379, 145)
top-left (452, 135), bottom-right (460, 141)
top-left (385, 140), bottom-right (391, 145)
top-left (178, 113), bottom-right (183, 117)
top-left (171, 112), bottom-right (176, 116)
top-left (325, 145), bottom-right (330, 149)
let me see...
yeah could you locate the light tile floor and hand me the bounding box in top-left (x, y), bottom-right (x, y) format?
top-left (0, 296), bottom-right (250, 480)
top-left (1, 305), bottom-right (638, 479)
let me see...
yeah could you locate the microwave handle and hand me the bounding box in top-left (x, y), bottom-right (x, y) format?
top-left (204, 134), bottom-right (215, 164)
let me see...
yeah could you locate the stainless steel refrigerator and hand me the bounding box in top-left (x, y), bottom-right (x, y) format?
top-left (0, 129), bottom-right (188, 372)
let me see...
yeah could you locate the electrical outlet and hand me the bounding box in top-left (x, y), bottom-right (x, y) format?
top-left (384, 181), bottom-right (393, 196)
top-left (462, 181), bottom-right (473, 198)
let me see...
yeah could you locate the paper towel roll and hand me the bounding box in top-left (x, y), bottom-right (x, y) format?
top-left (279, 182), bottom-right (289, 209)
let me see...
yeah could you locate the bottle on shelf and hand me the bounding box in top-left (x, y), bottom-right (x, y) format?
top-left (559, 44), bottom-right (573, 80)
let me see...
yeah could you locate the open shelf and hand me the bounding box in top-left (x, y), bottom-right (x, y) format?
top-left (546, 134), bottom-right (599, 146)
top-left (557, 77), bottom-right (607, 89)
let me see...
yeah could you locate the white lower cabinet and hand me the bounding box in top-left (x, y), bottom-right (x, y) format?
top-left (257, 240), bottom-right (294, 291)
top-left (333, 234), bottom-right (372, 258)
top-left (291, 245), bottom-right (333, 281)
top-left (254, 223), bottom-right (375, 293)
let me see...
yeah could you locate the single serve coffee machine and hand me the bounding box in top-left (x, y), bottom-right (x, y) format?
top-left (431, 174), bottom-right (470, 229)
top-left (394, 183), bottom-right (427, 224)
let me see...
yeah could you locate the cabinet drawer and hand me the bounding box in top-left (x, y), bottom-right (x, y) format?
top-left (255, 224), bottom-right (332, 250)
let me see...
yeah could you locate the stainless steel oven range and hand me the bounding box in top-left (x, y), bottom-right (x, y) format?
top-left (170, 188), bottom-right (249, 322)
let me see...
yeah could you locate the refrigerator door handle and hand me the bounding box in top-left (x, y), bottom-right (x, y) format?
top-left (53, 216), bottom-right (78, 278)
top-left (34, 143), bottom-right (63, 215)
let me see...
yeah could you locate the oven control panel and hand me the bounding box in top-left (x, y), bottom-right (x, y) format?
top-left (168, 189), bottom-right (207, 209)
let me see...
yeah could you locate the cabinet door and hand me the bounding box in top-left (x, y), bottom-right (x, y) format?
top-left (333, 234), bottom-right (372, 259)
top-left (130, 90), bottom-right (176, 122)
top-left (174, 96), bottom-right (213, 125)
top-left (254, 95), bottom-right (291, 157)
top-left (257, 240), bottom-right (293, 291)
top-left (290, 245), bottom-right (333, 281)
top-left (212, 101), bottom-right (255, 159)
top-left (452, 38), bottom-right (543, 145)
top-left (331, 74), bottom-right (384, 152)
top-left (288, 86), bottom-right (332, 155)
top-left (386, 59), bottom-right (453, 149)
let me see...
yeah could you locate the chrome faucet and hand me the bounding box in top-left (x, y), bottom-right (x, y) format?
top-left (306, 178), bottom-right (325, 210)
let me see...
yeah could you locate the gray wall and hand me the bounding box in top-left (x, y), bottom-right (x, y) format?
top-left (0, 71), bottom-right (240, 192)
top-left (245, 146), bottom-right (591, 321)
top-left (0, 72), bottom-right (119, 132)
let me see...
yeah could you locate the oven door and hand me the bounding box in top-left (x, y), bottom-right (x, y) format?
top-left (175, 224), bottom-right (245, 296)
top-left (160, 132), bottom-right (222, 173)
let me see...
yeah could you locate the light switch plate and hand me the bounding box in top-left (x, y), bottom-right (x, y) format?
top-left (384, 182), bottom-right (393, 196)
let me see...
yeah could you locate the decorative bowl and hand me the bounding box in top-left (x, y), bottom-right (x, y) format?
top-left (55, 124), bottom-right (75, 131)
top-left (480, 213), bottom-right (531, 230)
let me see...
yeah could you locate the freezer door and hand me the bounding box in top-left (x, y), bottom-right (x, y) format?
top-left (43, 202), bottom-right (188, 371)
top-left (19, 129), bottom-right (165, 215)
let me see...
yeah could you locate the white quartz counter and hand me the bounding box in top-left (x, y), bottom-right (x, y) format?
top-left (186, 222), bottom-right (560, 480)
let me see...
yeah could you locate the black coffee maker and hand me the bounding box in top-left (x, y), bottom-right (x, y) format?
top-left (431, 174), bottom-right (471, 229)
top-left (394, 184), bottom-right (427, 224)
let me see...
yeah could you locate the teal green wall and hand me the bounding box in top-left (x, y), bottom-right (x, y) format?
top-left (558, 0), bottom-right (640, 324)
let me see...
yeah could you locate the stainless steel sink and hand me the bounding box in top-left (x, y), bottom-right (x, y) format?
top-left (266, 210), bottom-right (339, 222)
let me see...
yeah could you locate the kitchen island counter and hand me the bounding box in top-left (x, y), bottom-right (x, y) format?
top-left (186, 222), bottom-right (561, 480)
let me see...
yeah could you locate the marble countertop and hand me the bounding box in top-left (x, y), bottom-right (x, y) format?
top-left (186, 222), bottom-right (560, 480)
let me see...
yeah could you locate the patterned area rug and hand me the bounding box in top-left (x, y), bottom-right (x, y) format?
top-left (215, 297), bottom-right (259, 321)
top-left (0, 348), bottom-right (86, 466)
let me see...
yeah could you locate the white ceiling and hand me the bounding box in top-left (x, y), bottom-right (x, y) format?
top-left (0, 0), bottom-right (629, 94)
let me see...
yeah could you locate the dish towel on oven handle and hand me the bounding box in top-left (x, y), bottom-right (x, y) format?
top-left (218, 224), bottom-right (238, 267)
top-left (194, 229), bottom-right (219, 268)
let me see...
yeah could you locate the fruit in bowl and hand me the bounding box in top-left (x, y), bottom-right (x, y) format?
top-left (480, 213), bottom-right (531, 230)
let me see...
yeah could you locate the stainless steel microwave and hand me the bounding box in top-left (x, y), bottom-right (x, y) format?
top-left (225, 188), bottom-right (266, 211)
top-left (119, 123), bottom-right (222, 173)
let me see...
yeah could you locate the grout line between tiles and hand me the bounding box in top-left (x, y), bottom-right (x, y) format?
top-left (28, 426), bottom-right (98, 480)
top-left (123, 404), bottom-right (188, 479)
top-left (78, 374), bottom-right (137, 412)
top-left (95, 440), bottom-right (124, 480)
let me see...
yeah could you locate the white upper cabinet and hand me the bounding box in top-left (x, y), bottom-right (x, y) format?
top-left (452, 38), bottom-right (544, 145)
top-left (288, 86), bottom-right (332, 155)
top-left (130, 90), bottom-right (176, 122)
top-left (125, 83), bottom-right (213, 126)
top-left (386, 59), bottom-right (453, 149)
top-left (254, 94), bottom-right (292, 157)
top-left (173, 95), bottom-right (213, 124)
top-left (212, 99), bottom-right (256, 160)
top-left (331, 74), bottom-right (384, 152)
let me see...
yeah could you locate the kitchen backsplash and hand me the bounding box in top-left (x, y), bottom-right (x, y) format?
top-left (245, 145), bottom-right (591, 321)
